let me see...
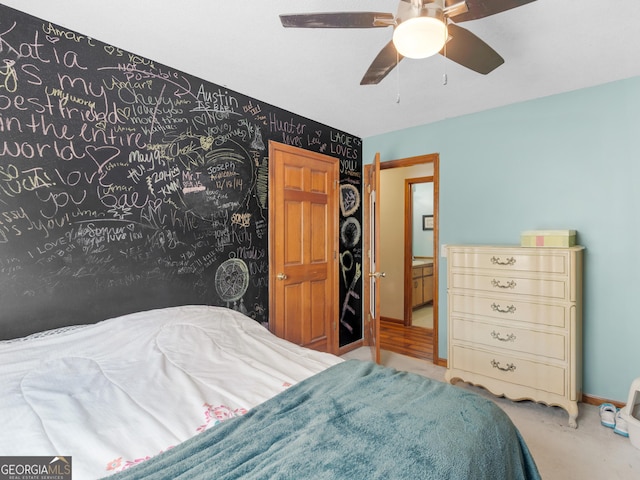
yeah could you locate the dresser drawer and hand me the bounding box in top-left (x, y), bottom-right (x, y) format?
top-left (451, 318), bottom-right (566, 361)
top-left (451, 345), bottom-right (566, 396)
top-left (450, 273), bottom-right (568, 300)
top-left (449, 249), bottom-right (568, 275)
top-left (450, 293), bottom-right (567, 328)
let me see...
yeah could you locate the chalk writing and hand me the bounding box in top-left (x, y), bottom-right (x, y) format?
top-left (0, 5), bottom-right (362, 346)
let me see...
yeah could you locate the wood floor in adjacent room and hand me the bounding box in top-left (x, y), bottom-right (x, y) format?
top-left (380, 320), bottom-right (433, 361)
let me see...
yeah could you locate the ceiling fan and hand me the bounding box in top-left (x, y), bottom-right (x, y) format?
top-left (280, 0), bottom-right (536, 85)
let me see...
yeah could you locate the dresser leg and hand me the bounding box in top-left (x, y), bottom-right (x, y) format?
top-left (444, 370), bottom-right (459, 385)
top-left (567, 402), bottom-right (579, 428)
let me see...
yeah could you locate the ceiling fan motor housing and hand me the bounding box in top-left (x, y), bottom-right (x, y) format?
top-left (396, 0), bottom-right (445, 25)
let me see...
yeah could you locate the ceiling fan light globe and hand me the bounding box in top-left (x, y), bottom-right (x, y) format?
top-left (392, 17), bottom-right (447, 59)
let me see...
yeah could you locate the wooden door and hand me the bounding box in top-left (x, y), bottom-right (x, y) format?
top-left (364, 153), bottom-right (382, 364)
top-left (269, 142), bottom-right (339, 354)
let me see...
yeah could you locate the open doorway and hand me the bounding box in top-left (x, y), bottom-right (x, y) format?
top-left (378, 154), bottom-right (439, 363)
top-left (405, 178), bottom-right (434, 329)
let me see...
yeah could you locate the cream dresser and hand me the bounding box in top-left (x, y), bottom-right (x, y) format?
top-left (444, 245), bottom-right (584, 427)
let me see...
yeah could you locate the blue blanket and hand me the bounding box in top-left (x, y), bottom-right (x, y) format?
top-left (109, 360), bottom-right (540, 479)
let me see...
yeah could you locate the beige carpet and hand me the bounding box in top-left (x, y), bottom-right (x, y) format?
top-left (342, 347), bottom-right (640, 480)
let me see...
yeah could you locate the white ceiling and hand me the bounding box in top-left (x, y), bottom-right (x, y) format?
top-left (3, 0), bottom-right (640, 138)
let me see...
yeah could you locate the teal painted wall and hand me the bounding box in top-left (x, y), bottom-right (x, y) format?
top-left (363, 76), bottom-right (640, 402)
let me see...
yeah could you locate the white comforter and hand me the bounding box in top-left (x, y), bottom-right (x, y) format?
top-left (0, 306), bottom-right (342, 479)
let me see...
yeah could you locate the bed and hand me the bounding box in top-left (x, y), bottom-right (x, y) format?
top-left (0, 306), bottom-right (540, 480)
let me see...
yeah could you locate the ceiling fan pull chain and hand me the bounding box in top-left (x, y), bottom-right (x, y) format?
top-left (442, 25), bottom-right (448, 86)
top-left (396, 49), bottom-right (401, 104)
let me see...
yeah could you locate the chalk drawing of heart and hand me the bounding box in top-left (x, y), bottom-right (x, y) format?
top-left (85, 145), bottom-right (121, 173)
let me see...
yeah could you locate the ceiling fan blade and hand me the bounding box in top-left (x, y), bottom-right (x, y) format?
top-left (448, 0), bottom-right (536, 22)
top-left (280, 12), bottom-right (395, 28)
top-left (440, 24), bottom-right (504, 74)
top-left (361, 41), bottom-right (404, 85)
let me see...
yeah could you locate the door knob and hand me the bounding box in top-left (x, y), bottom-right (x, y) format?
top-left (276, 273), bottom-right (288, 280)
top-left (368, 272), bottom-right (386, 278)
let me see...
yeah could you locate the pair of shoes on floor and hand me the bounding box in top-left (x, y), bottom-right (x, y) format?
top-left (600, 403), bottom-right (629, 437)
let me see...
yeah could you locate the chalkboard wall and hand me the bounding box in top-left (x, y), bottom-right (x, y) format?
top-left (0, 4), bottom-right (363, 346)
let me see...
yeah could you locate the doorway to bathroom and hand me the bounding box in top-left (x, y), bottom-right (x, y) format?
top-left (407, 179), bottom-right (434, 329)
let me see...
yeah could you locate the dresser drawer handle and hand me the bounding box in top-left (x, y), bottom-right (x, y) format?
top-left (491, 330), bottom-right (517, 342)
top-left (491, 279), bottom-right (516, 289)
top-left (491, 360), bottom-right (516, 372)
top-left (490, 256), bottom-right (516, 266)
top-left (491, 303), bottom-right (516, 314)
